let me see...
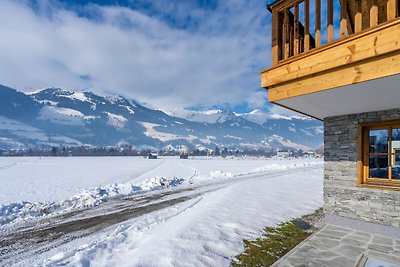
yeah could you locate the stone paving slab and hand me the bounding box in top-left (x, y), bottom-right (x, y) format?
top-left (272, 224), bottom-right (400, 267)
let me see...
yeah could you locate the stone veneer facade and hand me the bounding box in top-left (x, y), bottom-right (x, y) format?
top-left (324, 108), bottom-right (400, 228)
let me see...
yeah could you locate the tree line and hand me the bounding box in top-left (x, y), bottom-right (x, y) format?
top-left (0, 145), bottom-right (283, 157)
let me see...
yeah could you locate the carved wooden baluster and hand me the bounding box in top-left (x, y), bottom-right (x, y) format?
top-left (316, 0), bottom-right (321, 47)
top-left (304, 0), bottom-right (310, 52)
top-left (294, 4), bottom-right (299, 56)
top-left (283, 9), bottom-right (290, 59)
top-left (355, 0), bottom-right (362, 33)
top-left (327, 0), bottom-right (334, 43)
top-left (387, 0), bottom-right (398, 20)
top-left (340, 0), bottom-right (347, 38)
top-left (369, 0), bottom-right (378, 27)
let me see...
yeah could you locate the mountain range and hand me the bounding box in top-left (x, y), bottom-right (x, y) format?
top-left (0, 84), bottom-right (323, 151)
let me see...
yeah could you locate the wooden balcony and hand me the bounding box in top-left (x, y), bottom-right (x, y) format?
top-left (262, 0), bottom-right (400, 119)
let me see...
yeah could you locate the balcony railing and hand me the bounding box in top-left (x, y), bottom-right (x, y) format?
top-left (270, 0), bottom-right (400, 66)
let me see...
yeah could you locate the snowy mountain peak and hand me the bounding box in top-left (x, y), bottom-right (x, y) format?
top-left (0, 85), bottom-right (323, 150)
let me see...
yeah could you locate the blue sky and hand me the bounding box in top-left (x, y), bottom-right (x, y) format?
top-left (0, 0), bottom-right (282, 114)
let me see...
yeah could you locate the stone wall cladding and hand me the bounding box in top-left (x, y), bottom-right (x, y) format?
top-left (324, 108), bottom-right (400, 228)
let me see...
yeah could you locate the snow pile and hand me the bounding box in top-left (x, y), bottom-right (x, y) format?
top-left (203, 160), bottom-right (320, 181)
top-left (0, 176), bottom-right (184, 226)
top-left (252, 161), bottom-right (319, 173)
top-left (209, 170), bottom-right (234, 178)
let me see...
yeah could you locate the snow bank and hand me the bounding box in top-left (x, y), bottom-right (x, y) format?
top-left (0, 157), bottom-right (322, 227)
top-left (202, 160), bottom-right (321, 181)
top-left (0, 176), bottom-right (184, 226)
top-left (252, 161), bottom-right (320, 173)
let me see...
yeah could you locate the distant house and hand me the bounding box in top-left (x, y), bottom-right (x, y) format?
top-left (276, 150), bottom-right (291, 158)
top-left (179, 154), bottom-right (189, 159)
top-left (148, 153), bottom-right (158, 159)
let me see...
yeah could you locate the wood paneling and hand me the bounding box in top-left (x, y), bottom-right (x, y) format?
top-left (262, 19), bottom-right (400, 88)
top-left (266, 50), bottom-right (400, 102)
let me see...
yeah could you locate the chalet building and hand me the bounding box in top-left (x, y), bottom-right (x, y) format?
top-left (148, 152), bottom-right (158, 159)
top-left (276, 149), bottom-right (292, 157)
top-left (263, 0), bottom-right (400, 265)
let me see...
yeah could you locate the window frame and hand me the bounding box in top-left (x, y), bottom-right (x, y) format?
top-left (358, 120), bottom-right (400, 190)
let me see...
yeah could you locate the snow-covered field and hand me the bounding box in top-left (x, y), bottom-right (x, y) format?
top-left (0, 156), bottom-right (323, 266)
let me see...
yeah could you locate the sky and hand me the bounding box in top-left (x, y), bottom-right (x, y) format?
top-left (0, 0), bottom-right (290, 115)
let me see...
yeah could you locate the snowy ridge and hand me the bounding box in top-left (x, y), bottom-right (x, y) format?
top-left (0, 85), bottom-right (323, 150)
top-left (0, 176), bottom-right (185, 226)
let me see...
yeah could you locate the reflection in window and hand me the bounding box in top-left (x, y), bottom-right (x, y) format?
top-left (392, 128), bottom-right (400, 154)
top-left (369, 129), bottom-right (388, 153)
top-left (393, 154), bottom-right (400, 179)
top-left (369, 155), bottom-right (388, 178)
top-left (392, 166), bottom-right (400, 179)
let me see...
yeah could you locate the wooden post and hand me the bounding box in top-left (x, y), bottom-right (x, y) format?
top-left (387, 0), bottom-right (398, 20)
top-left (355, 0), bottom-right (362, 33)
top-left (340, 0), bottom-right (347, 38)
top-left (357, 124), bottom-right (363, 186)
top-left (272, 10), bottom-right (279, 66)
top-left (369, 0), bottom-right (378, 27)
top-left (315, 0), bottom-right (321, 47)
top-left (294, 4), bottom-right (299, 56)
top-left (327, 0), bottom-right (334, 43)
top-left (283, 9), bottom-right (289, 59)
top-left (304, 0), bottom-right (310, 52)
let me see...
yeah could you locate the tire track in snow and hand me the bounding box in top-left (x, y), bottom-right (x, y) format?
top-left (0, 164), bottom-right (322, 266)
top-left (0, 188), bottom-right (200, 266)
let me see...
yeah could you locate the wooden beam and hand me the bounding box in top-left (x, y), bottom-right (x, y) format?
top-left (389, 127), bottom-right (393, 181)
top-left (294, 4), bottom-right (299, 56)
top-left (315, 0), bottom-right (321, 47)
top-left (304, 0), bottom-right (310, 52)
top-left (266, 50), bottom-right (400, 102)
top-left (355, 0), bottom-right (362, 33)
top-left (261, 20), bottom-right (400, 88)
top-left (387, 0), bottom-right (398, 20)
top-left (327, 0), bottom-right (334, 43)
top-left (340, 0), bottom-right (347, 38)
top-left (357, 124), bottom-right (363, 186)
top-left (363, 128), bottom-right (369, 183)
top-left (369, 0), bottom-right (378, 28)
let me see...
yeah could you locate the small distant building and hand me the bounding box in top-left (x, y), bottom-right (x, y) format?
top-left (148, 153), bottom-right (158, 159)
top-left (276, 150), bottom-right (292, 158)
top-left (180, 154), bottom-right (189, 159)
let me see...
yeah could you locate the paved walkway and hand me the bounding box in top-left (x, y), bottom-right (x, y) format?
top-left (273, 224), bottom-right (400, 267)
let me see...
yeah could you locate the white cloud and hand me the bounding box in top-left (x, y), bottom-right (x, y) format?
top-left (246, 90), bottom-right (269, 110)
top-left (267, 105), bottom-right (311, 120)
top-left (0, 0), bottom-right (271, 110)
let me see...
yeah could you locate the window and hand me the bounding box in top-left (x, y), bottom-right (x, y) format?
top-left (359, 122), bottom-right (400, 188)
